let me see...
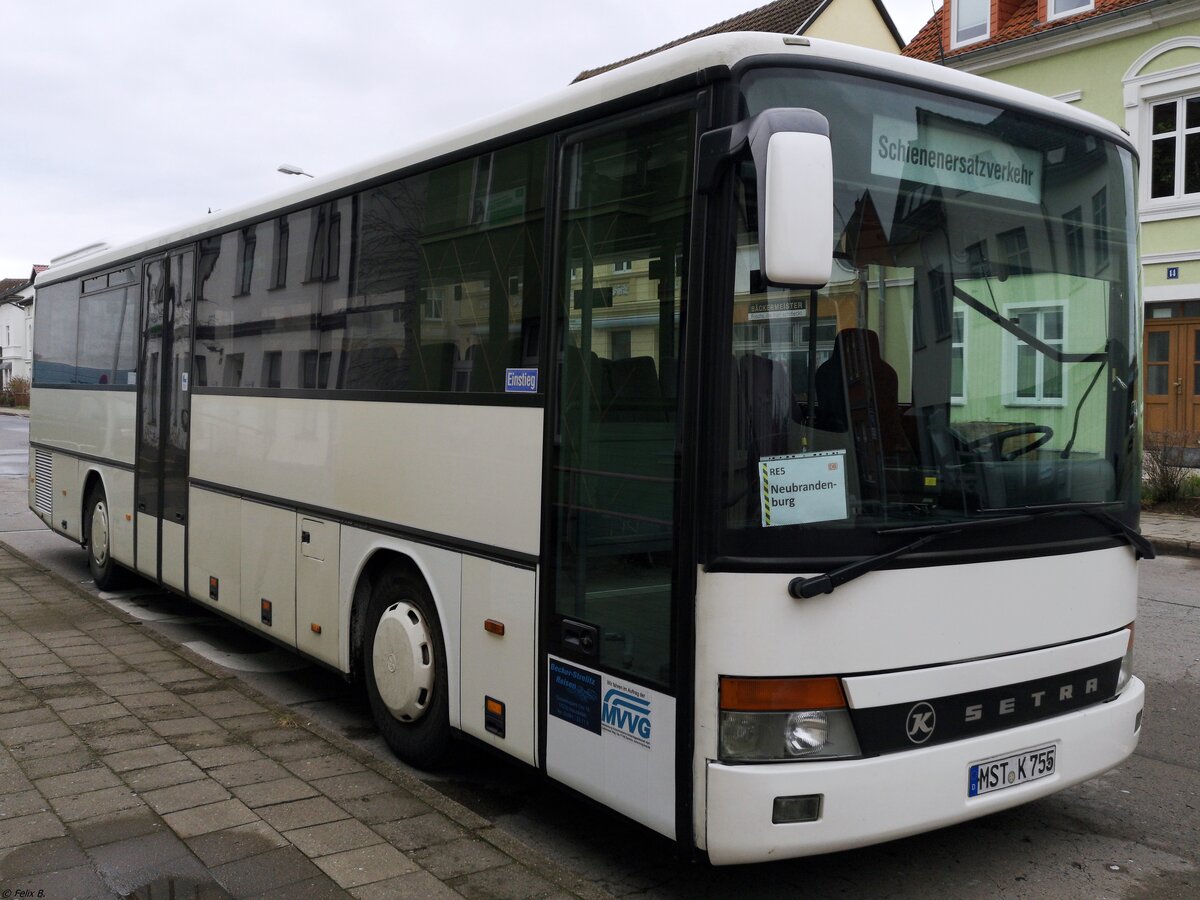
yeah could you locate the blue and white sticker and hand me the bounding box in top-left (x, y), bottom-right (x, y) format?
top-left (505, 367), bottom-right (538, 393)
top-left (602, 684), bottom-right (651, 747)
top-left (548, 658), bottom-right (601, 734)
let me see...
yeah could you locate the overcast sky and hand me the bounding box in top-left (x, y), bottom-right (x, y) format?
top-left (0, 0), bottom-right (939, 278)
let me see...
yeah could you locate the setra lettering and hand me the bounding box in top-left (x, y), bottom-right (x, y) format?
top-left (959, 670), bottom-right (1110, 725)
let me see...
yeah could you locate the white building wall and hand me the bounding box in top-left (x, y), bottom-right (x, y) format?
top-left (0, 293), bottom-right (33, 388)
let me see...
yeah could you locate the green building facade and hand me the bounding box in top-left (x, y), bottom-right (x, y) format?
top-left (904, 0), bottom-right (1200, 436)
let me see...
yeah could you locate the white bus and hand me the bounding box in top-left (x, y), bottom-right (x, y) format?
top-left (30, 33), bottom-right (1148, 864)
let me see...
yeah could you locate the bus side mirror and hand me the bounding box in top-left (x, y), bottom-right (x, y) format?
top-left (762, 129), bottom-right (833, 287)
top-left (698, 108), bottom-right (834, 289)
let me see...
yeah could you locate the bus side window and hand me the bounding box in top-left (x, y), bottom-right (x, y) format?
top-left (354, 139), bottom-right (547, 395)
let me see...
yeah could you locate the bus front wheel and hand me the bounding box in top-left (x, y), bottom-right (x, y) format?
top-left (362, 566), bottom-right (451, 769)
top-left (85, 485), bottom-right (125, 591)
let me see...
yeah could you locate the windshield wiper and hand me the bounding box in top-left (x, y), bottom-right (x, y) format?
top-left (788, 514), bottom-right (1035, 599)
top-left (980, 501), bottom-right (1156, 560)
top-left (788, 533), bottom-right (942, 598)
top-left (787, 504), bottom-right (1151, 600)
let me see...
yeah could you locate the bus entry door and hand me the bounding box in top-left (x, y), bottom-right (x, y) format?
top-left (543, 106), bottom-right (694, 840)
top-left (135, 250), bottom-right (195, 590)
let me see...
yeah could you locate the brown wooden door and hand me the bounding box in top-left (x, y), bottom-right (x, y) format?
top-left (1144, 321), bottom-right (1200, 437)
top-left (1187, 324), bottom-right (1200, 436)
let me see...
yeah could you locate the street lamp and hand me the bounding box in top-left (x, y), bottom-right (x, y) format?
top-left (277, 163), bottom-right (314, 178)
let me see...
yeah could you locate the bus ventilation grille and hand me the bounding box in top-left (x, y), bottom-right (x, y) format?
top-left (34, 450), bottom-right (52, 515)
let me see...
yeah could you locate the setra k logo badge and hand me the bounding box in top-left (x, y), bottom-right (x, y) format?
top-left (906, 701), bottom-right (936, 744)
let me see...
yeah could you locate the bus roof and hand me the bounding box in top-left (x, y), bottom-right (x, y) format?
top-left (37, 31), bottom-right (1131, 287)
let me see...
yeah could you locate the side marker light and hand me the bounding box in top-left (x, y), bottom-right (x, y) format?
top-left (773, 794), bottom-right (822, 823)
top-left (485, 696), bottom-right (506, 738)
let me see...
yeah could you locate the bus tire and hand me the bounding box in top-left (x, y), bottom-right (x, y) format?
top-left (362, 566), bottom-right (451, 769)
top-left (85, 485), bottom-right (125, 591)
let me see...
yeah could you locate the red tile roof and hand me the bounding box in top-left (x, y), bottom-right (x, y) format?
top-left (904, 0), bottom-right (1158, 63)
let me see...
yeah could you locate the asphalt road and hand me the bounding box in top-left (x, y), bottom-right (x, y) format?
top-left (3, 413), bottom-right (1197, 897)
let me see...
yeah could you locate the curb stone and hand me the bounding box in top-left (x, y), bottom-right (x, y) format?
top-left (1148, 536), bottom-right (1200, 558)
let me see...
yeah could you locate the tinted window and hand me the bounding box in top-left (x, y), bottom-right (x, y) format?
top-left (76, 284), bottom-right (138, 385)
top-left (34, 268), bottom-right (140, 387)
top-left (184, 140), bottom-right (548, 397)
top-left (32, 281), bottom-right (79, 385)
top-left (550, 110), bottom-right (694, 687)
top-left (718, 67), bottom-right (1139, 562)
top-left (194, 201), bottom-right (347, 390)
top-left (353, 138), bottom-right (546, 392)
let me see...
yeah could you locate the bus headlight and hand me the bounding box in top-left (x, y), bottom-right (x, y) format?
top-left (785, 710), bottom-right (829, 754)
top-left (718, 677), bottom-right (862, 762)
top-left (1116, 622), bottom-right (1135, 693)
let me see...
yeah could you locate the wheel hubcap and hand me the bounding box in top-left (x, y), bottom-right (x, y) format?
top-left (90, 500), bottom-right (109, 568)
top-left (371, 601), bottom-right (434, 722)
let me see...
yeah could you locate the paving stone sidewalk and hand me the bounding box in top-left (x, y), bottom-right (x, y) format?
top-left (0, 545), bottom-right (610, 899)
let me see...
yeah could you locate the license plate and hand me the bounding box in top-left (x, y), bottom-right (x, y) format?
top-left (968, 744), bottom-right (1056, 797)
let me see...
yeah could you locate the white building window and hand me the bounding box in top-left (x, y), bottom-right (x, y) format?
top-left (1150, 96), bottom-right (1200, 200)
top-left (1123, 37), bottom-right (1200, 221)
top-left (952, 0), bottom-right (989, 48)
top-left (1048, 0), bottom-right (1093, 23)
top-left (1006, 305), bottom-right (1065, 406)
top-left (425, 288), bottom-right (444, 321)
top-left (950, 309), bottom-right (966, 403)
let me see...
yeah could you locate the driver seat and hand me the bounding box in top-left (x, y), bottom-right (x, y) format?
top-left (815, 328), bottom-right (916, 493)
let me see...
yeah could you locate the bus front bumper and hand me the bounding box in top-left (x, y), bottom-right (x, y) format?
top-left (704, 677), bottom-right (1143, 865)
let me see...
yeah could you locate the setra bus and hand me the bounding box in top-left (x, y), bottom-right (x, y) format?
top-left (29, 33), bottom-right (1148, 864)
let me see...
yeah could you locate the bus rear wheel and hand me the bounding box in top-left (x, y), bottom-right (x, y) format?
top-left (362, 566), bottom-right (451, 769)
top-left (85, 485), bottom-right (125, 591)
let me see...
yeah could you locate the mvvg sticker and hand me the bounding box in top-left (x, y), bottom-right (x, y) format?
top-left (602, 685), bottom-right (651, 747)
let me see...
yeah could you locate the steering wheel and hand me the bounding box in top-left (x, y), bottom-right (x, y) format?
top-left (967, 425), bottom-right (1054, 461)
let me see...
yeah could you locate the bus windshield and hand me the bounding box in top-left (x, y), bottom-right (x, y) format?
top-left (717, 68), bottom-right (1141, 562)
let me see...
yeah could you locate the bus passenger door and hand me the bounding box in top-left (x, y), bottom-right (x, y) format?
top-left (543, 105), bottom-right (695, 840)
top-left (135, 250), bottom-right (195, 591)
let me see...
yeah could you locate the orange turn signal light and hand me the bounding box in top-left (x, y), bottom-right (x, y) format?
top-left (719, 676), bottom-right (846, 712)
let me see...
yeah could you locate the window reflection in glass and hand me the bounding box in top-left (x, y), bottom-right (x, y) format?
top-left (720, 68), bottom-right (1139, 557)
top-left (352, 140), bottom-right (547, 393)
top-left (190, 141), bottom-right (546, 395)
top-left (551, 109), bottom-right (693, 688)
